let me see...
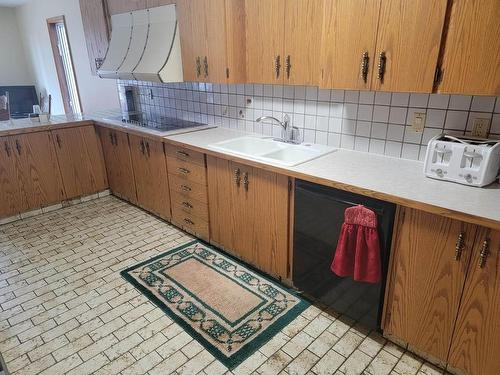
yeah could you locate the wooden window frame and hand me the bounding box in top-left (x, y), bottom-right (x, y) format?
top-left (47, 15), bottom-right (83, 114)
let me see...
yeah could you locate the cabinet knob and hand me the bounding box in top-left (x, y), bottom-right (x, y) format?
top-left (360, 51), bottom-right (369, 83)
top-left (234, 168), bottom-right (241, 187)
top-left (478, 239), bottom-right (490, 268)
top-left (455, 232), bottom-right (465, 261)
top-left (377, 51), bottom-right (386, 82)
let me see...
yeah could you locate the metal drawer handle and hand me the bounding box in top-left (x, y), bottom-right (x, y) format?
top-left (109, 132), bottom-right (114, 146)
top-left (234, 168), bottom-right (241, 187)
top-left (455, 232), bottom-right (465, 261)
top-left (181, 185), bottom-right (192, 192)
top-left (15, 140), bottom-right (21, 155)
top-left (479, 239), bottom-right (490, 268)
top-left (196, 56), bottom-right (201, 78)
top-left (275, 55), bottom-right (281, 79)
top-left (178, 167), bottom-right (191, 175)
top-left (360, 51), bottom-right (369, 83)
top-left (184, 218), bottom-right (194, 225)
top-left (286, 55), bottom-right (291, 79)
top-left (176, 150), bottom-right (190, 158)
top-left (182, 201), bottom-right (193, 209)
top-left (203, 56), bottom-right (209, 78)
top-left (56, 134), bottom-right (62, 148)
top-left (145, 142), bottom-right (150, 157)
top-left (140, 140), bottom-right (145, 155)
top-left (377, 51), bottom-right (386, 82)
top-left (243, 172), bottom-right (249, 191)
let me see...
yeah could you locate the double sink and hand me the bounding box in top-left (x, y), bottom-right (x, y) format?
top-left (208, 136), bottom-right (336, 167)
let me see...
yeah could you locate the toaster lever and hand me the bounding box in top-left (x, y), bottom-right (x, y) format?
top-left (463, 151), bottom-right (482, 159)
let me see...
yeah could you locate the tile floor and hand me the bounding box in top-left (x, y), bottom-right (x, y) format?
top-left (0, 196), bottom-right (451, 375)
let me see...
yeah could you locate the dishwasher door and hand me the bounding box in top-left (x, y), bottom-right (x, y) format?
top-left (292, 180), bottom-right (396, 330)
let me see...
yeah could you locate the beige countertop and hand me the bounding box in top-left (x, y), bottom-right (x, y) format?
top-left (2, 115), bottom-right (499, 229)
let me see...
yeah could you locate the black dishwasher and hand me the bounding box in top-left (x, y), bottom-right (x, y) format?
top-left (293, 180), bottom-right (396, 331)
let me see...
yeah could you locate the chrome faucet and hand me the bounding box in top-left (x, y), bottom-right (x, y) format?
top-left (256, 114), bottom-right (301, 144)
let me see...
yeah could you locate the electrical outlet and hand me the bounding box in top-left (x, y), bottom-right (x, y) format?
top-left (412, 112), bottom-right (426, 133)
top-left (472, 118), bottom-right (490, 138)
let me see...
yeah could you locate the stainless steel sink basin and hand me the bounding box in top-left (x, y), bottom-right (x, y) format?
top-left (208, 136), bottom-right (336, 166)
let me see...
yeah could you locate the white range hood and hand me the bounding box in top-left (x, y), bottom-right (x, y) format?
top-left (98, 4), bottom-right (183, 83)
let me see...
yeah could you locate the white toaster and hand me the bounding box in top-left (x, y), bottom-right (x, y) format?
top-left (424, 134), bottom-right (500, 187)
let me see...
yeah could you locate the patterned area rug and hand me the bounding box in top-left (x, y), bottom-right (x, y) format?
top-left (121, 240), bottom-right (309, 369)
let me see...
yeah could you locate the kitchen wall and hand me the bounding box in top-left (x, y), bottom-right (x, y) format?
top-left (15, 0), bottom-right (119, 114)
top-left (119, 80), bottom-right (500, 161)
top-left (0, 7), bottom-right (34, 85)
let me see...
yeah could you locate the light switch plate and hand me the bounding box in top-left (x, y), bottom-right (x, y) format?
top-left (472, 118), bottom-right (490, 138)
top-left (412, 112), bottom-right (426, 133)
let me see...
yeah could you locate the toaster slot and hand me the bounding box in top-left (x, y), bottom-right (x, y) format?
top-left (460, 147), bottom-right (483, 170)
top-left (432, 145), bottom-right (452, 165)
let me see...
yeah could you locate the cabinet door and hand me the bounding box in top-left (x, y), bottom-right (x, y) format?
top-left (321, 0), bottom-right (381, 90)
top-left (225, 0), bottom-right (246, 83)
top-left (177, 0), bottom-right (208, 82)
top-left (129, 135), bottom-right (171, 219)
top-left (0, 137), bottom-right (26, 217)
top-left (250, 167), bottom-right (289, 279)
top-left (207, 156), bottom-right (238, 249)
top-left (52, 126), bottom-right (108, 199)
top-left (383, 207), bottom-right (476, 364)
top-left (14, 132), bottom-right (65, 209)
top-left (438, 0), bottom-right (500, 95)
top-left (79, 0), bottom-right (110, 75)
top-left (283, 0), bottom-right (324, 86)
top-left (205, 0), bottom-right (229, 83)
top-left (99, 127), bottom-right (137, 204)
top-left (372, 0), bottom-right (447, 92)
top-left (245, 0), bottom-right (285, 84)
top-left (448, 229), bottom-right (500, 375)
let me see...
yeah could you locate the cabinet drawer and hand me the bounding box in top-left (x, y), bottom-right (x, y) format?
top-left (172, 209), bottom-right (209, 240)
top-left (169, 175), bottom-right (208, 203)
top-left (165, 144), bottom-right (205, 167)
top-left (171, 192), bottom-right (209, 222)
top-left (167, 156), bottom-right (207, 184)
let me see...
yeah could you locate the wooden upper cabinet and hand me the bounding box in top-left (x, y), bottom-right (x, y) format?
top-left (51, 126), bottom-right (108, 200)
top-left (98, 127), bottom-right (138, 204)
top-left (384, 207), bottom-right (476, 364)
top-left (106, 0), bottom-right (147, 15)
top-left (283, 0), bottom-right (324, 86)
top-left (178, 0), bottom-right (245, 83)
top-left (16, 132), bottom-right (66, 209)
top-left (320, 0), bottom-right (381, 90)
top-left (245, 0), bottom-right (285, 84)
top-left (437, 0), bottom-right (500, 95)
top-left (372, 0), bottom-right (447, 92)
top-left (129, 135), bottom-right (171, 220)
top-left (177, 0), bottom-right (208, 82)
top-left (448, 228), bottom-right (500, 375)
top-left (79, 0), bottom-right (110, 75)
top-left (0, 136), bottom-right (27, 218)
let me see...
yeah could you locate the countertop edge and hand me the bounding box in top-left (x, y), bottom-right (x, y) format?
top-left (3, 118), bottom-right (499, 231)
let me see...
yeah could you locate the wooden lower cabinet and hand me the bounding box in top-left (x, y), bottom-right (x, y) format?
top-left (207, 156), bottom-right (289, 279)
top-left (385, 207), bottom-right (500, 374)
top-left (129, 134), bottom-right (171, 220)
top-left (51, 126), bottom-right (108, 199)
top-left (448, 228), bottom-right (500, 375)
top-left (16, 131), bottom-right (66, 210)
top-left (99, 127), bottom-right (138, 204)
top-left (0, 136), bottom-right (27, 217)
top-left (384, 207), bottom-right (477, 364)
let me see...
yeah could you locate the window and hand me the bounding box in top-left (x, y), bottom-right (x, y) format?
top-left (47, 16), bottom-right (82, 114)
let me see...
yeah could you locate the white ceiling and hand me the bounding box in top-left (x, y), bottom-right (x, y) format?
top-left (0, 0), bottom-right (29, 7)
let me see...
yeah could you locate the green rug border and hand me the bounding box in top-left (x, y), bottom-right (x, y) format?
top-left (120, 239), bottom-right (310, 370)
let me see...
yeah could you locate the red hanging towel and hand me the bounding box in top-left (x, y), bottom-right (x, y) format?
top-left (330, 205), bottom-right (382, 283)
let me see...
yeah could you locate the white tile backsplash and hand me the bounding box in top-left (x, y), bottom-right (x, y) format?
top-left (118, 81), bottom-right (500, 161)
